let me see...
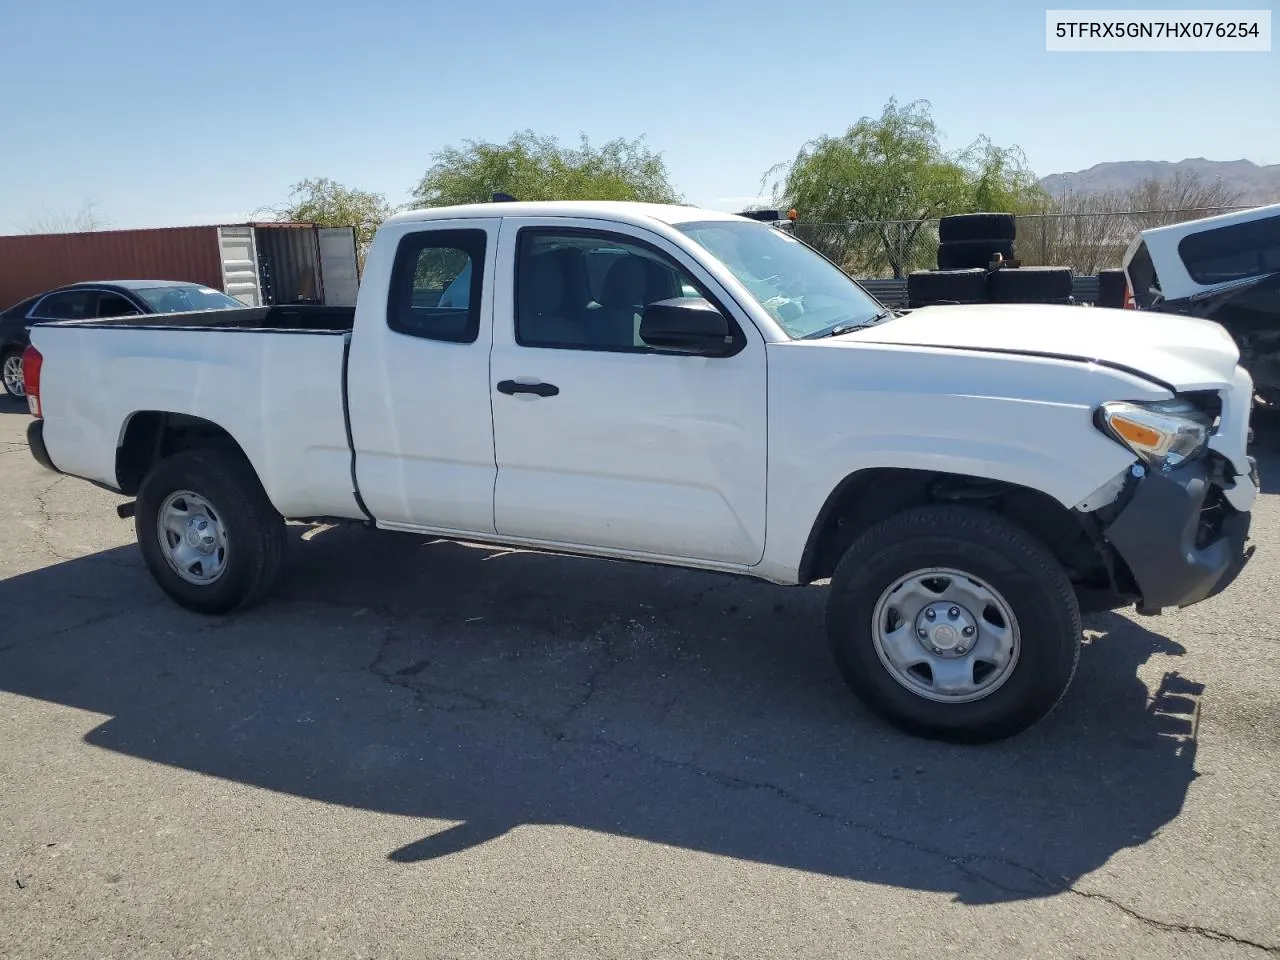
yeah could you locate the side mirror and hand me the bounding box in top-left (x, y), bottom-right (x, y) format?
top-left (639, 297), bottom-right (732, 355)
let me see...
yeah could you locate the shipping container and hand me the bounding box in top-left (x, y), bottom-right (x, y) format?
top-left (0, 222), bottom-right (360, 311)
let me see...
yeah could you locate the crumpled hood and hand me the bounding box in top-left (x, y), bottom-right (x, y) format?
top-left (840, 302), bottom-right (1241, 391)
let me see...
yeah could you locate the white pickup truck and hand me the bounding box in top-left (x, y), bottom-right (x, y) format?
top-left (22, 200), bottom-right (1260, 743)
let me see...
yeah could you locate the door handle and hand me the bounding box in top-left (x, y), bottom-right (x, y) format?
top-left (497, 379), bottom-right (559, 398)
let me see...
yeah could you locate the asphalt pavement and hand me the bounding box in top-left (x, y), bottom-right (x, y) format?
top-left (2, 397), bottom-right (1278, 959)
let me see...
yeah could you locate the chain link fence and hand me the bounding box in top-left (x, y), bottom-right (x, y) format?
top-left (794, 206), bottom-right (1255, 279)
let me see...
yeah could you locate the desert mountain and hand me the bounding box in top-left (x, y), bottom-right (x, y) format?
top-left (1039, 158), bottom-right (1280, 205)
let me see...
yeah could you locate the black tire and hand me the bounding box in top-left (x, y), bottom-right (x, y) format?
top-left (825, 505), bottom-right (1081, 743)
top-left (988, 266), bottom-right (1074, 304)
top-left (936, 239), bottom-right (1016, 270)
top-left (907, 268), bottom-right (988, 307)
top-left (1096, 268), bottom-right (1128, 308)
top-left (938, 212), bottom-right (1017, 243)
top-left (135, 447), bottom-right (287, 615)
top-left (2, 347), bottom-right (25, 399)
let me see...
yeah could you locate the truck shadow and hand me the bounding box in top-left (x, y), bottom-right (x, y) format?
top-left (0, 528), bottom-right (1202, 905)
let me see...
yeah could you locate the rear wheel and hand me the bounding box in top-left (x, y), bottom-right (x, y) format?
top-left (2, 349), bottom-right (25, 399)
top-left (825, 505), bottom-right (1081, 743)
top-left (135, 448), bottom-right (286, 614)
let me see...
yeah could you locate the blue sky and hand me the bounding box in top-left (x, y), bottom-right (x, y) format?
top-left (1, 0), bottom-right (1276, 232)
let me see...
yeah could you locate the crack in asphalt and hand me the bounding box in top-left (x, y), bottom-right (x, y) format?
top-left (30, 475), bottom-right (75, 562)
top-left (361, 600), bottom-right (1276, 954)
top-left (0, 601), bottom-right (166, 658)
top-left (352, 573), bottom-right (743, 730)
top-left (647, 576), bottom-right (741, 622)
top-left (366, 624), bottom-right (491, 713)
top-left (1069, 887), bottom-right (1278, 953)
top-left (537, 578), bottom-right (743, 729)
top-left (557, 650), bottom-right (613, 730)
top-left (552, 577), bottom-right (741, 728)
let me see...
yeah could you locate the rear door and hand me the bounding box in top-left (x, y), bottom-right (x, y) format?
top-left (345, 218), bottom-right (499, 533)
top-left (487, 217), bottom-right (768, 566)
top-left (316, 227), bottom-right (360, 306)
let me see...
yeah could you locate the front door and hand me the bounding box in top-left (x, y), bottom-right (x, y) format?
top-left (489, 219), bottom-right (768, 566)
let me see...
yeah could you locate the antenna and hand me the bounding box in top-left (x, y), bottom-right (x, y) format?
top-left (492, 192), bottom-right (518, 203)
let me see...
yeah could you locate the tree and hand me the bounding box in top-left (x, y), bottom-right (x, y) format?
top-left (762, 99), bottom-right (1046, 277)
top-left (1016, 188), bottom-right (1132, 274)
top-left (956, 136), bottom-right (1046, 215)
top-left (22, 199), bottom-right (112, 234)
top-left (267, 178), bottom-right (396, 267)
top-left (1019, 171), bottom-right (1245, 273)
top-left (1122, 170), bottom-right (1242, 229)
top-left (410, 130), bottom-right (681, 207)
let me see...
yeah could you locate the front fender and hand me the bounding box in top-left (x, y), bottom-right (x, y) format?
top-left (755, 397), bottom-right (1138, 585)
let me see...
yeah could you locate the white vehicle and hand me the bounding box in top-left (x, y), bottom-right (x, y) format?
top-left (1122, 201), bottom-right (1280, 409)
top-left (22, 201), bottom-right (1261, 742)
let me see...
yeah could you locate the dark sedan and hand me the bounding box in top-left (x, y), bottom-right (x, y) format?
top-left (1, 280), bottom-right (246, 398)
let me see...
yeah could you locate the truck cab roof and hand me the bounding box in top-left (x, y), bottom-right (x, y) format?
top-left (383, 200), bottom-right (746, 230)
top-left (1122, 201), bottom-right (1280, 304)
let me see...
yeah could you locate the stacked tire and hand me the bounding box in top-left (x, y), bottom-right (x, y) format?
top-left (1096, 268), bottom-right (1128, 309)
top-left (908, 212), bottom-right (1022, 308)
top-left (937, 213), bottom-right (1017, 269)
top-left (988, 266), bottom-right (1074, 305)
top-left (907, 268), bottom-right (987, 308)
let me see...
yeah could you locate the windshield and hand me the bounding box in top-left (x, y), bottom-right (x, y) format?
top-left (675, 220), bottom-right (888, 339)
top-left (132, 285), bottom-right (244, 314)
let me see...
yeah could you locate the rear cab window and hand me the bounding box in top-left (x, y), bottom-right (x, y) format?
top-left (1178, 216), bottom-right (1280, 286)
top-left (386, 229), bottom-right (488, 343)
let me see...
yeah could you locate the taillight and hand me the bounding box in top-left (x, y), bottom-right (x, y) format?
top-left (1123, 279), bottom-right (1135, 309)
top-left (22, 345), bottom-right (42, 418)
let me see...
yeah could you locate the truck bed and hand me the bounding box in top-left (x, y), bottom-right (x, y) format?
top-left (29, 308), bottom-right (363, 521)
top-left (39, 303), bottom-right (357, 333)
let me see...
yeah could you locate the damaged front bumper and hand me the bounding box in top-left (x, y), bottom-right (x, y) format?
top-left (1103, 456), bottom-right (1257, 614)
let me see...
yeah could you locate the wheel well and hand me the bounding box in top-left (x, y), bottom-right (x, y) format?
top-left (798, 468), bottom-right (1117, 589)
top-left (116, 412), bottom-right (248, 496)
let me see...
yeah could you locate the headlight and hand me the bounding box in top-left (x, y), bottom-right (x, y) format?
top-left (1098, 397), bottom-right (1213, 470)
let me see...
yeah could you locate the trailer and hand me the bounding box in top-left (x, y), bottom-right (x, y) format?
top-left (0, 222), bottom-right (360, 311)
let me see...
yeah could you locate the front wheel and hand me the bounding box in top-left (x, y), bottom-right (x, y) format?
top-left (825, 505), bottom-right (1081, 743)
top-left (2, 349), bottom-right (25, 399)
top-left (135, 448), bottom-right (287, 614)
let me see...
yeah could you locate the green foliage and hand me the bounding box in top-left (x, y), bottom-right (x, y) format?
top-left (410, 130), bottom-right (682, 207)
top-left (764, 99), bottom-right (1046, 277)
top-left (957, 136), bottom-right (1049, 215)
top-left (413, 247), bottom-right (468, 293)
top-left (272, 177), bottom-right (396, 266)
